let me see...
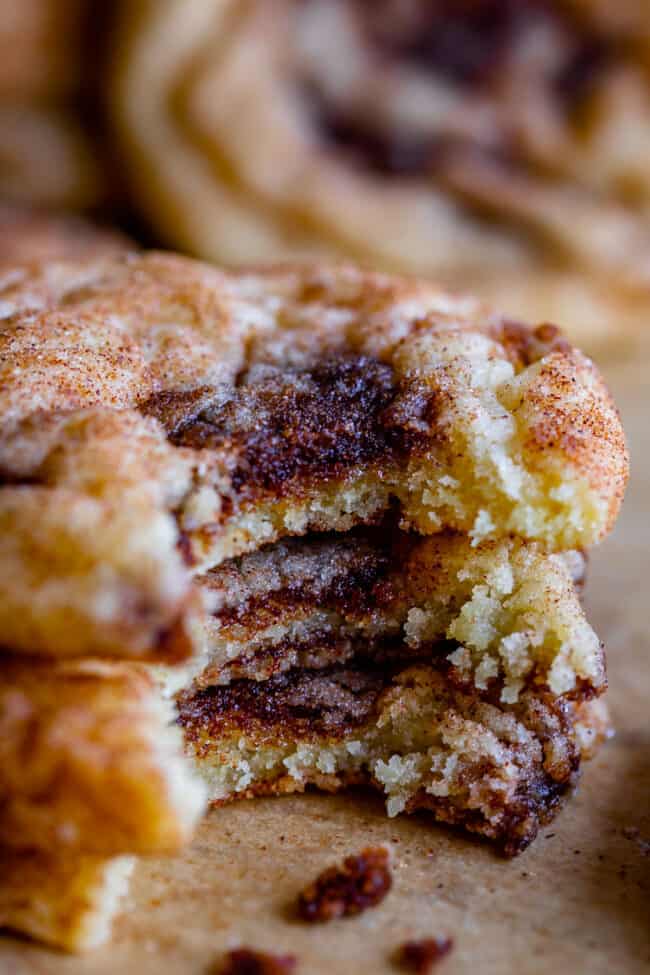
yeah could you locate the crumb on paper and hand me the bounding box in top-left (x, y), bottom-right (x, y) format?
top-left (297, 846), bottom-right (392, 921)
top-left (397, 937), bottom-right (454, 972)
top-left (218, 948), bottom-right (297, 974)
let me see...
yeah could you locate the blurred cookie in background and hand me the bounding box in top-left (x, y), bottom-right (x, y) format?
top-left (110, 0), bottom-right (650, 347)
top-left (0, 106), bottom-right (112, 210)
top-left (0, 0), bottom-right (88, 99)
top-left (0, 203), bottom-right (133, 268)
top-left (0, 0), bottom-right (116, 210)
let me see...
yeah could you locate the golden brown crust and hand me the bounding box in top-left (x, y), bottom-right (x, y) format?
top-left (0, 254), bottom-right (627, 660)
top-left (0, 657), bottom-right (206, 855)
top-left (0, 849), bottom-right (134, 951)
top-left (0, 485), bottom-right (196, 661)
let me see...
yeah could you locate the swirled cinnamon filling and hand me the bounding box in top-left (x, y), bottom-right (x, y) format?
top-left (178, 663), bottom-right (392, 742)
top-left (297, 0), bottom-right (621, 178)
top-left (143, 355), bottom-right (433, 510)
top-left (167, 357), bottom-right (416, 497)
top-left (176, 659), bottom-right (609, 855)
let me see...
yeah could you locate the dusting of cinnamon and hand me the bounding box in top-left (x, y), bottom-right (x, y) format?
top-left (297, 846), bottom-right (392, 921)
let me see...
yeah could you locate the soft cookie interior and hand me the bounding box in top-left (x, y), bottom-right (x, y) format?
top-left (174, 527), bottom-right (602, 706)
top-left (178, 660), bottom-right (610, 856)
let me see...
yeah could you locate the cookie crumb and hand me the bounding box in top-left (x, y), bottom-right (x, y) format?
top-left (218, 948), bottom-right (297, 974)
top-left (297, 846), bottom-right (392, 921)
top-left (397, 937), bottom-right (454, 972)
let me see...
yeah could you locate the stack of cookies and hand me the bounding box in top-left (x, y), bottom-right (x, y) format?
top-left (0, 227), bottom-right (207, 951)
top-left (0, 251), bottom-right (627, 949)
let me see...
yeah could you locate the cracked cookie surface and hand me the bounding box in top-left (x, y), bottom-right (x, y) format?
top-left (0, 254), bottom-right (627, 661)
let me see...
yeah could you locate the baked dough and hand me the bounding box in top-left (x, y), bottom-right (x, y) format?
top-left (0, 657), bottom-right (206, 855)
top-left (178, 661), bottom-right (610, 856)
top-left (0, 0), bottom-right (90, 100)
top-left (110, 0), bottom-right (650, 343)
top-left (0, 849), bottom-right (134, 951)
top-left (190, 530), bottom-right (602, 703)
top-left (0, 0), bottom-right (113, 208)
top-left (0, 253), bottom-right (627, 947)
top-left (0, 255), bottom-right (627, 663)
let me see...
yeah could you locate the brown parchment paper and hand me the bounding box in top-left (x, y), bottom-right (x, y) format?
top-left (1, 355), bottom-right (648, 975)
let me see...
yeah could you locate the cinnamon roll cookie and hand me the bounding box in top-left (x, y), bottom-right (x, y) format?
top-left (179, 663), bottom-right (610, 857)
top-left (0, 254), bottom-right (626, 949)
top-left (0, 658), bottom-right (206, 856)
top-left (186, 530), bottom-right (598, 698)
top-left (0, 0), bottom-right (90, 100)
top-left (172, 523), bottom-right (607, 856)
top-left (111, 0), bottom-right (650, 343)
top-left (0, 254), bottom-right (626, 662)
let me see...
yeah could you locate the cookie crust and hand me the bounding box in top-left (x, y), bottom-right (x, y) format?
top-left (0, 657), bottom-right (206, 855)
top-left (0, 255), bottom-right (628, 660)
